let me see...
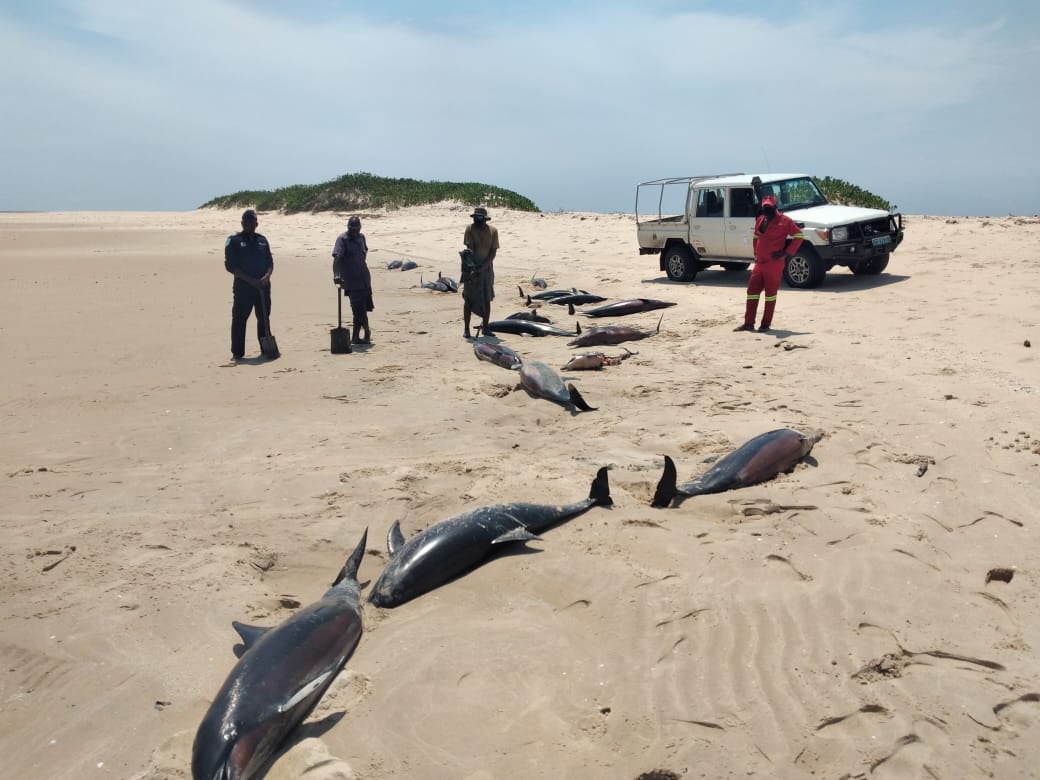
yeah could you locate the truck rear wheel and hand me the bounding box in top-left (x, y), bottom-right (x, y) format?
top-left (783, 245), bottom-right (826, 289)
top-left (663, 245), bottom-right (697, 282)
top-left (851, 254), bottom-right (890, 275)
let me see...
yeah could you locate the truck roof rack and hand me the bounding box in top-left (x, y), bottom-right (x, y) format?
top-left (637, 173), bottom-right (745, 187)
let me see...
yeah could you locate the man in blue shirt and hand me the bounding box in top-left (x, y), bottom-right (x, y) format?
top-left (224, 209), bottom-right (274, 360)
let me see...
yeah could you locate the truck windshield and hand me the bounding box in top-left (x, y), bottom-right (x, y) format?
top-left (758, 178), bottom-right (828, 211)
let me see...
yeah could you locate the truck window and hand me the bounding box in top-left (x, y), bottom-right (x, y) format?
top-left (729, 188), bottom-right (756, 218)
top-left (696, 188), bottom-right (726, 218)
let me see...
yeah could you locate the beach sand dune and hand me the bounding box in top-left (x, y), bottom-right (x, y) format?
top-left (1, 206), bottom-right (1038, 779)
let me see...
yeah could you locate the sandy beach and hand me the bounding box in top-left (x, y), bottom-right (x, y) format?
top-left (1, 204), bottom-right (1038, 780)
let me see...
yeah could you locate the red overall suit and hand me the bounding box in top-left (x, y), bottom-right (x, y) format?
top-left (741, 197), bottom-right (805, 330)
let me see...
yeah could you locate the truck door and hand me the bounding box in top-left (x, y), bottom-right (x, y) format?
top-left (688, 187), bottom-right (728, 258)
top-left (724, 187), bottom-right (757, 258)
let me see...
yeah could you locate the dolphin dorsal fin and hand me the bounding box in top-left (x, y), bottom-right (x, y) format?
top-left (387, 519), bottom-right (406, 556)
top-left (331, 527), bottom-right (369, 587)
top-left (231, 621), bottom-right (271, 657)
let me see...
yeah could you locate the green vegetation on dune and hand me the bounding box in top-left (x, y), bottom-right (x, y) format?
top-left (815, 176), bottom-right (892, 211)
top-left (200, 172), bottom-right (540, 214)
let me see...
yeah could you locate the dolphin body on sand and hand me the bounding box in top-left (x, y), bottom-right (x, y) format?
top-left (368, 469), bottom-right (612, 607)
top-left (192, 530), bottom-right (368, 780)
top-left (480, 319), bottom-right (578, 338)
top-left (519, 360), bottom-right (596, 411)
top-left (651, 428), bottom-right (822, 508)
top-left (474, 341), bottom-right (523, 370)
top-left (567, 314), bottom-right (664, 348)
top-left (580, 298), bottom-right (677, 318)
top-left (505, 310), bottom-right (552, 323)
top-left (545, 292), bottom-right (608, 306)
top-left (517, 286), bottom-right (581, 300)
top-left (560, 348), bottom-right (635, 370)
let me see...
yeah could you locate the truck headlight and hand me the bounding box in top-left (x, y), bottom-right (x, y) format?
top-left (831, 227), bottom-right (849, 242)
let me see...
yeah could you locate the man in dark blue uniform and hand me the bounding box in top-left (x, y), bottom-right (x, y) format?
top-left (224, 209), bottom-right (274, 360)
top-left (332, 215), bottom-right (373, 344)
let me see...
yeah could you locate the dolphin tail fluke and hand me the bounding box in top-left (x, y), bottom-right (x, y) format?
top-left (567, 383), bottom-right (597, 412)
top-left (651, 455), bottom-right (679, 508)
top-left (331, 527), bottom-right (369, 587)
top-left (386, 519), bottom-right (405, 556)
top-left (589, 466), bottom-right (613, 507)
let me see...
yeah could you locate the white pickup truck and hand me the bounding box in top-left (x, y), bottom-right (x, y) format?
top-left (635, 173), bottom-right (904, 288)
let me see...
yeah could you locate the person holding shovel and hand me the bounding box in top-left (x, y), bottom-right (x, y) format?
top-left (332, 215), bottom-right (373, 344)
top-left (224, 208), bottom-right (274, 360)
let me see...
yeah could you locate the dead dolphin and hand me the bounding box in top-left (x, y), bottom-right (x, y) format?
top-left (518, 287), bottom-right (578, 300)
top-left (505, 310), bottom-right (552, 323)
top-left (480, 319), bottom-right (578, 338)
top-left (400, 259), bottom-right (418, 271)
top-left (580, 298), bottom-right (677, 318)
top-left (546, 292), bottom-right (607, 306)
top-left (385, 259), bottom-right (403, 270)
top-left (192, 529), bottom-right (369, 780)
top-left (368, 468), bottom-right (612, 607)
top-left (567, 314), bottom-right (664, 348)
top-left (437, 272), bottom-right (459, 293)
top-left (519, 360), bottom-right (596, 411)
top-left (474, 341), bottom-right (522, 370)
top-left (651, 428), bottom-right (822, 508)
top-left (560, 348), bottom-right (636, 370)
top-left (530, 271), bottom-right (548, 289)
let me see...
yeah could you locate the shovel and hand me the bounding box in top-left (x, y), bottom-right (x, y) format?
top-left (330, 284), bottom-right (352, 354)
top-left (258, 287), bottom-right (280, 359)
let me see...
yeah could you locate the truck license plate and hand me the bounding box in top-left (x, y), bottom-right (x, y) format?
top-left (871, 235), bottom-right (892, 247)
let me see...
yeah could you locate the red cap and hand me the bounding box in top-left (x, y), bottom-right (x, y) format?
top-left (761, 196), bottom-right (777, 207)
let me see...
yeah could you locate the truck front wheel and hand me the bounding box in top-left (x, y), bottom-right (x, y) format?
top-left (783, 246), bottom-right (826, 289)
top-left (663, 245), bottom-right (697, 282)
top-left (851, 254), bottom-right (890, 275)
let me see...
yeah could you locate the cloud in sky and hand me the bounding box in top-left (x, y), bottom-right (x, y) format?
top-left (1, 0), bottom-right (1038, 215)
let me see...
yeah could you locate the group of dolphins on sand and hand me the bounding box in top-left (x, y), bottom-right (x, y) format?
top-left (471, 283), bottom-right (676, 412)
top-left (191, 421), bottom-right (822, 779)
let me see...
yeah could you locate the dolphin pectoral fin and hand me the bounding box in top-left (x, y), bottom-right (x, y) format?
top-left (331, 527), bottom-right (369, 587)
top-left (492, 527), bottom-right (542, 544)
top-left (567, 383), bottom-right (597, 412)
top-left (278, 670), bottom-right (335, 713)
top-left (231, 621), bottom-right (271, 657)
top-left (651, 455), bottom-right (679, 508)
top-left (386, 519), bottom-right (406, 556)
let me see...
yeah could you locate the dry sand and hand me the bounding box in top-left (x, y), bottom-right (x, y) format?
top-left (1, 204), bottom-right (1038, 780)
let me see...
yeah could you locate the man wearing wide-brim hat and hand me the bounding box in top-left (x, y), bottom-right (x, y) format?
top-left (461, 206), bottom-right (499, 339)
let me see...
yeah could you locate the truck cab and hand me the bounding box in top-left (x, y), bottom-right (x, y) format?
top-left (636, 173), bottom-right (903, 288)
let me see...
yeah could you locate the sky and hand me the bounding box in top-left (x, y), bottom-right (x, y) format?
top-left (2, 0), bottom-right (1038, 216)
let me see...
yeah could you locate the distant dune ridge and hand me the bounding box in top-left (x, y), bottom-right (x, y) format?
top-left (1, 205), bottom-right (1037, 780)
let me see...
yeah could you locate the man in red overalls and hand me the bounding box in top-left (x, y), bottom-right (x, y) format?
top-left (734, 195), bottom-right (805, 333)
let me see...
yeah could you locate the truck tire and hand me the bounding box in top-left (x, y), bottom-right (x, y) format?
top-left (783, 245), bottom-right (826, 289)
top-left (851, 254), bottom-right (890, 275)
top-left (663, 244), bottom-right (697, 282)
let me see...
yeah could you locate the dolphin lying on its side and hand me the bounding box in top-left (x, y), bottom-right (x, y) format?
top-left (369, 468), bottom-right (612, 607)
top-left (580, 298), bottom-right (677, 318)
top-left (651, 429), bottom-right (822, 508)
top-left (474, 341), bottom-right (523, 370)
top-left (519, 360), bottom-right (596, 411)
top-left (480, 319), bottom-right (577, 338)
top-left (567, 314), bottom-right (664, 348)
top-left (192, 530), bottom-right (369, 780)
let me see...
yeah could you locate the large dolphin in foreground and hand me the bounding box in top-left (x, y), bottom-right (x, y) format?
top-left (369, 468), bottom-right (612, 607)
top-left (519, 360), bottom-right (596, 412)
top-left (192, 529), bottom-right (369, 780)
top-left (651, 428), bottom-right (822, 508)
